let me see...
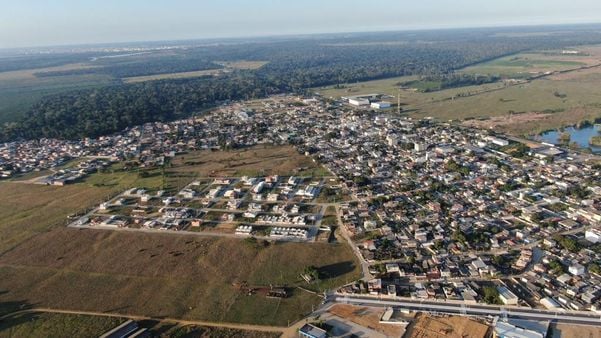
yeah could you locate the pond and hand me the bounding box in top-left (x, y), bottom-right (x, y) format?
top-left (539, 125), bottom-right (601, 154)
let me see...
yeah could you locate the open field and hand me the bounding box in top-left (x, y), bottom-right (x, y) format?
top-left (418, 76), bottom-right (601, 134)
top-left (460, 52), bottom-right (592, 78)
top-left (122, 69), bottom-right (220, 83)
top-left (0, 183), bottom-right (114, 255)
top-left (216, 60), bottom-right (269, 70)
top-left (314, 47), bottom-right (601, 135)
top-left (123, 60), bottom-right (268, 83)
top-left (169, 145), bottom-right (325, 178)
top-left (0, 146), bottom-right (358, 326)
top-left (404, 313), bottom-right (490, 338)
top-left (549, 322), bottom-right (601, 338)
top-left (0, 228), bottom-right (359, 326)
top-left (0, 312), bottom-right (124, 338)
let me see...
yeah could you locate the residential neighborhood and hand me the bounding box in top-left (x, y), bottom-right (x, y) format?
top-left (2, 94), bottom-right (601, 336)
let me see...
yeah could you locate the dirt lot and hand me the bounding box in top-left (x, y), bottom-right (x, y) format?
top-left (404, 313), bottom-right (490, 338)
top-left (550, 323), bottom-right (601, 338)
top-left (328, 304), bottom-right (405, 337)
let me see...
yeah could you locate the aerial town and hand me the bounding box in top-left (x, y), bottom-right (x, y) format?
top-left (1, 94), bottom-right (601, 337)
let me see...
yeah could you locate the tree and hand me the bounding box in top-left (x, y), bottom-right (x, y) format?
top-left (303, 265), bottom-right (320, 282)
top-left (482, 286), bottom-right (502, 305)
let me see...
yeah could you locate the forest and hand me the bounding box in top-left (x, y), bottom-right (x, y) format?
top-left (3, 25), bottom-right (601, 141)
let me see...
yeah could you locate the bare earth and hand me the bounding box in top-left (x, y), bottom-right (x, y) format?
top-left (404, 313), bottom-right (490, 338)
top-left (328, 304), bottom-right (405, 337)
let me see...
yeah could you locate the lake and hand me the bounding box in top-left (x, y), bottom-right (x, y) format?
top-left (539, 125), bottom-right (601, 154)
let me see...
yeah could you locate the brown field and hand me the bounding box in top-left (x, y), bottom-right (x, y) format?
top-left (550, 323), bottom-right (601, 338)
top-left (0, 183), bottom-right (113, 254)
top-left (0, 228), bottom-right (359, 326)
top-left (404, 313), bottom-right (490, 338)
top-left (0, 312), bottom-right (125, 338)
top-left (0, 145), bottom-right (358, 326)
top-left (170, 145), bottom-right (324, 177)
top-left (328, 304), bottom-right (405, 337)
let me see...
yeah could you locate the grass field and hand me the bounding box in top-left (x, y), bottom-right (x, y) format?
top-left (123, 60), bottom-right (269, 83)
top-left (0, 312), bottom-right (124, 338)
top-left (0, 145), bottom-right (359, 326)
top-left (0, 228), bottom-right (359, 326)
top-left (461, 52), bottom-right (590, 78)
top-left (314, 47), bottom-right (601, 135)
top-left (122, 69), bottom-right (220, 83)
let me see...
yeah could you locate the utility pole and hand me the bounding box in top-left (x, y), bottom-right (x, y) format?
top-left (397, 88), bottom-right (401, 114)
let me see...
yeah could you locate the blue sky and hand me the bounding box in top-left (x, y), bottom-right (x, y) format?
top-left (2, 0), bottom-right (601, 48)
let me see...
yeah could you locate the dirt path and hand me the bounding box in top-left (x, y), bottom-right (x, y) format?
top-left (0, 307), bottom-right (286, 334)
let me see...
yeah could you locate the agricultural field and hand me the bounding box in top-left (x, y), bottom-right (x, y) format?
top-left (0, 145), bottom-right (359, 326)
top-left (0, 312), bottom-right (125, 338)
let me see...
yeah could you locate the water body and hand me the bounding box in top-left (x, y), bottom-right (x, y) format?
top-left (539, 125), bottom-right (601, 154)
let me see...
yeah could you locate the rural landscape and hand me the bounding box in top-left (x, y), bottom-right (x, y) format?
top-left (2, 2), bottom-right (601, 338)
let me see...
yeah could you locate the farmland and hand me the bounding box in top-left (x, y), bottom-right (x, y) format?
top-left (0, 145), bottom-right (360, 326)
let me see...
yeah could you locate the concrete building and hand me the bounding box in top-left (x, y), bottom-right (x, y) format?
top-left (371, 101), bottom-right (391, 109)
top-left (585, 228), bottom-right (601, 243)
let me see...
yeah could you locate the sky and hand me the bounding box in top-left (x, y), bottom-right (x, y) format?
top-left (2, 0), bottom-right (601, 49)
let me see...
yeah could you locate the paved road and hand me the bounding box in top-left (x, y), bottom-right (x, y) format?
top-left (334, 295), bottom-right (601, 326)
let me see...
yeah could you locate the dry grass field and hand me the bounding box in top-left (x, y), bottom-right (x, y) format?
top-left (314, 47), bottom-right (601, 136)
top-left (550, 323), bottom-right (601, 338)
top-left (0, 145), bottom-right (359, 326)
top-left (0, 312), bottom-right (125, 338)
top-left (169, 145), bottom-right (326, 177)
top-left (0, 228), bottom-right (359, 326)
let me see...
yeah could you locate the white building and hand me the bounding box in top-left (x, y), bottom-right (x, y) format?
top-left (498, 285), bottom-right (519, 305)
top-left (569, 263), bottom-right (586, 276)
top-left (585, 228), bottom-right (601, 243)
top-left (371, 101), bottom-right (391, 109)
top-left (349, 98), bottom-right (370, 106)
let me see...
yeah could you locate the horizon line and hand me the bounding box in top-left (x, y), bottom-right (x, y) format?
top-left (3, 21), bottom-right (601, 52)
